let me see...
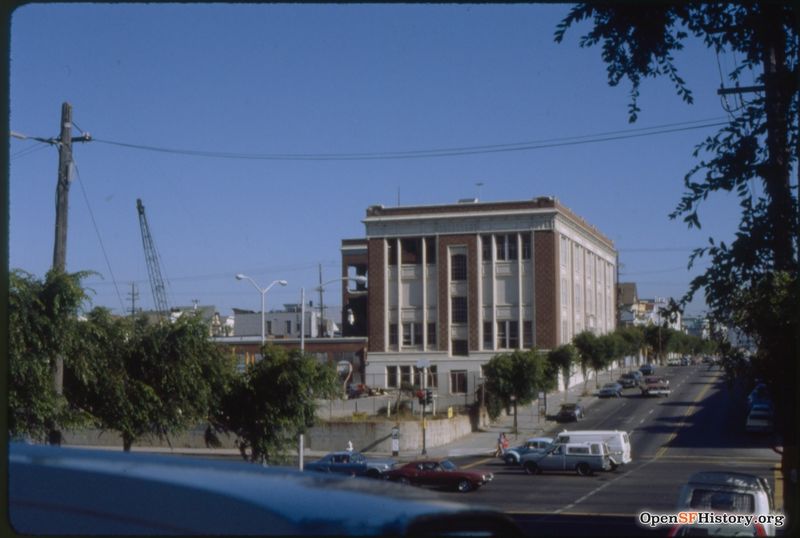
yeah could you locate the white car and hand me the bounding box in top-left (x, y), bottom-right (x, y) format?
top-left (746, 404), bottom-right (774, 433)
top-left (672, 471), bottom-right (778, 536)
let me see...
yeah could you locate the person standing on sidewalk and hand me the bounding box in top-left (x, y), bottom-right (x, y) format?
top-left (494, 432), bottom-right (508, 457)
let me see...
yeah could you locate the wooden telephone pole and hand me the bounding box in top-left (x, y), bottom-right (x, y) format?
top-left (48, 102), bottom-right (90, 445)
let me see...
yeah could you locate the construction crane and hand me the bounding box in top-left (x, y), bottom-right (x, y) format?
top-left (136, 198), bottom-right (170, 318)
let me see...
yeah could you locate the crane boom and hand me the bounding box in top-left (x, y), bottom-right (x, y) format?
top-left (136, 198), bottom-right (170, 317)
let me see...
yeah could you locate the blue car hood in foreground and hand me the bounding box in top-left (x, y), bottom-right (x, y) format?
top-left (9, 442), bottom-right (520, 536)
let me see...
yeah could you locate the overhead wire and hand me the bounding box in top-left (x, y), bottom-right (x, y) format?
top-left (71, 156), bottom-right (127, 313)
top-left (91, 117), bottom-right (729, 162)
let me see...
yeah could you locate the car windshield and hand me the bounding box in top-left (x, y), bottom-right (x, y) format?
top-left (689, 489), bottom-right (755, 513)
top-left (439, 460), bottom-right (458, 471)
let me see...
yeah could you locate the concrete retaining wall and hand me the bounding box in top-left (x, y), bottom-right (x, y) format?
top-left (62, 415), bottom-right (474, 454)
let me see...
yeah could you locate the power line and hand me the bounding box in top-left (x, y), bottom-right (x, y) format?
top-left (91, 117), bottom-right (728, 162)
top-left (72, 157), bottom-right (126, 313)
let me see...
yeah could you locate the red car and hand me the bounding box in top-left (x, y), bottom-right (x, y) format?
top-left (384, 459), bottom-right (493, 493)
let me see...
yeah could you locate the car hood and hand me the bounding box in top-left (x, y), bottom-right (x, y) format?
top-left (10, 443), bottom-right (517, 536)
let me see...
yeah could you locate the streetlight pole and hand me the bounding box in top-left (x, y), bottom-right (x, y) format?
top-left (235, 274), bottom-right (287, 346)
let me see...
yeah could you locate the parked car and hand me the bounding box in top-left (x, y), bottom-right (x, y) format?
top-left (9, 443), bottom-right (522, 536)
top-left (641, 375), bottom-right (671, 397)
top-left (746, 403), bottom-right (774, 433)
top-left (671, 471), bottom-right (777, 536)
top-left (680, 356), bottom-right (691, 366)
top-left (304, 450), bottom-right (396, 478)
top-left (384, 459), bottom-right (493, 493)
top-left (555, 430), bottom-right (632, 468)
top-left (639, 364), bottom-right (656, 375)
top-left (747, 383), bottom-right (771, 410)
top-left (597, 382), bottom-right (623, 398)
top-left (555, 403), bottom-right (585, 422)
top-left (667, 357), bottom-right (682, 366)
top-left (520, 441), bottom-right (613, 476)
top-left (502, 437), bottom-right (553, 465)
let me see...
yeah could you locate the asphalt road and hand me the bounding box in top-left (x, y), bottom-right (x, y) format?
top-left (427, 364), bottom-right (782, 536)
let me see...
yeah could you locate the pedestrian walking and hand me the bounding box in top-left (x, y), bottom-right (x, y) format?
top-left (346, 440), bottom-right (353, 452)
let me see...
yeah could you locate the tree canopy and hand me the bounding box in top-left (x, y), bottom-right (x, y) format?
top-left (483, 349), bottom-right (556, 432)
top-left (210, 344), bottom-right (339, 464)
top-left (556, 2), bottom-right (798, 527)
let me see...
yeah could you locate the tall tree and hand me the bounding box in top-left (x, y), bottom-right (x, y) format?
top-left (556, 3), bottom-right (798, 527)
top-left (9, 270), bottom-right (90, 441)
top-left (548, 344), bottom-right (579, 403)
top-left (573, 330), bottom-right (606, 390)
top-left (210, 345), bottom-right (339, 464)
top-left (66, 312), bottom-right (235, 451)
top-left (484, 349), bottom-right (556, 433)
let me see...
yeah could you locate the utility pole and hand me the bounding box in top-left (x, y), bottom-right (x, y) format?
top-left (48, 102), bottom-right (90, 446)
top-left (318, 264), bottom-right (324, 337)
top-left (127, 282), bottom-right (140, 320)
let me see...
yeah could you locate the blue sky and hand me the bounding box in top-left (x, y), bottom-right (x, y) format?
top-left (9, 3), bottom-right (753, 319)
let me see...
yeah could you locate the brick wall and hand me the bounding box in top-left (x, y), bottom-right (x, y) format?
top-left (367, 238), bottom-right (386, 352)
top-left (534, 230), bottom-right (557, 349)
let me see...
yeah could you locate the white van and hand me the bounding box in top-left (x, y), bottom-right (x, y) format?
top-left (555, 430), bottom-right (631, 468)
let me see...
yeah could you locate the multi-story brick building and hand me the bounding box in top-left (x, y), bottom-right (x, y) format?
top-left (341, 197), bottom-right (617, 398)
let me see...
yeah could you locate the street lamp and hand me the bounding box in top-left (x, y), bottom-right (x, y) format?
top-left (315, 275), bottom-right (367, 337)
top-left (235, 274), bottom-right (288, 345)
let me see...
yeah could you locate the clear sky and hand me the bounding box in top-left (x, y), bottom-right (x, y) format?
top-left (9, 3), bottom-right (753, 319)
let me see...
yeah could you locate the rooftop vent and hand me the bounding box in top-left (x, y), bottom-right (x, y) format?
top-left (458, 198), bottom-right (478, 204)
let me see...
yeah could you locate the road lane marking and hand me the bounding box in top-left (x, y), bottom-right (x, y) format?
top-left (656, 371), bottom-right (718, 460)
top-left (508, 510), bottom-right (637, 518)
top-left (637, 454), bottom-right (780, 464)
top-left (462, 456), bottom-right (494, 470)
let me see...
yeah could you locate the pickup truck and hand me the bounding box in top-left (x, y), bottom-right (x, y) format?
top-left (640, 376), bottom-right (671, 397)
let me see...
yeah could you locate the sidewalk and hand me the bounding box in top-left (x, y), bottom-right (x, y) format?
top-left (396, 367), bottom-right (625, 461)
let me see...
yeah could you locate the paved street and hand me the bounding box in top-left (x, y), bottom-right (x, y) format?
top-left (416, 364), bottom-right (782, 535)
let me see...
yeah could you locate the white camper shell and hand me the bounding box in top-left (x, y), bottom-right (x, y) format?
top-left (555, 430), bottom-right (632, 468)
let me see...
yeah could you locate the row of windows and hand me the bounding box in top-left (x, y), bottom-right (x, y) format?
top-left (387, 237), bottom-right (438, 265)
top-left (385, 366), bottom-right (469, 394)
top-left (385, 365), bottom-right (438, 388)
top-left (389, 322), bottom-right (437, 347)
top-left (482, 234), bottom-right (532, 261)
top-left (483, 320), bottom-right (534, 349)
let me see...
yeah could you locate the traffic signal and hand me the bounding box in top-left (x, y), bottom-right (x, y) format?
top-left (425, 389), bottom-right (433, 405)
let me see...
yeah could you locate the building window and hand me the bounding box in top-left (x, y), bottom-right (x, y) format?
top-left (386, 366), bottom-right (398, 388)
top-left (452, 339), bottom-right (469, 356)
top-left (285, 320), bottom-right (292, 334)
top-left (389, 323), bottom-right (398, 346)
top-left (523, 321), bottom-right (533, 348)
top-left (481, 235), bottom-right (492, 261)
top-left (561, 277), bottom-right (569, 306)
top-left (415, 365), bottom-right (438, 388)
top-left (402, 322), bottom-right (423, 346)
top-left (426, 365), bottom-right (438, 388)
top-left (401, 238), bottom-right (421, 264)
top-left (266, 321), bottom-right (272, 335)
top-left (451, 254), bottom-right (467, 281)
top-left (400, 365), bottom-right (412, 386)
top-left (560, 236), bottom-right (569, 267)
top-left (522, 235), bottom-right (531, 260)
top-left (451, 296), bottom-right (468, 323)
top-left (507, 235), bottom-right (518, 260)
top-left (483, 321), bottom-right (493, 349)
top-left (427, 322), bottom-right (437, 347)
top-left (509, 321), bottom-right (519, 349)
top-left (562, 319), bottom-right (570, 344)
top-left (497, 320), bottom-right (519, 349)
top-left (425, 237), bottom-right (437, 263)
top-left (450, 370), bottom-right (468, 393)
top-left (388, 240), bottom-right (398, 266)
top-left (495, 234), bottom-right (518, 261)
